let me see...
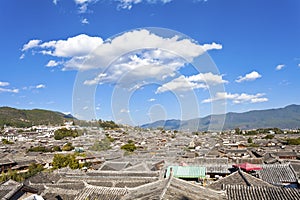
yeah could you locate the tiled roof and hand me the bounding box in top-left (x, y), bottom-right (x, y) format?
top-left (74, 185), bottom-right (128, 200)
top-left (208, 170), bottom-right (273, 190)
top-left (162, 177), bottom-right (226, 200)
top-left (226, 185), bottom-right (300, 200)
top-left (166, 166), bottom-right (206, 178)
top-left (258, 163), bottom-right (298, 185)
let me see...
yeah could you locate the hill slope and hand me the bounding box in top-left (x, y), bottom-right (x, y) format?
top-left (141, 104), bottom-right (300, 131)
top-left (0, 107), bottom-right (75, 127)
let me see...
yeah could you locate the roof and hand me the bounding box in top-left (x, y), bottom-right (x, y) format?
top-left (123, 177), bottom-right (226, 200)
top-left (99, 161), bottom-right (132, 171)
top-left (162, 177), bottom-right (226, 200)
top-left (233, 163), bottom-right (262, 172)
top-left (74, 185), bottom-right (128, 200)
top-left (0, 179), bottom-right (38, 199)
top-left (258, 163), bottom-right (298, 185)
top-left (208, 170), bottom-right (273, 190)
top-left (226, 185), bottom-right (300, 200)
top-left (166, 166), bottom-right (206, 178)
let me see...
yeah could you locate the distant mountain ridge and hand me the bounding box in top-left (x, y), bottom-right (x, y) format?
top-left (141, 104), bottom-right (300, 131)
top-left (0, 107), bottom-right (75, 127)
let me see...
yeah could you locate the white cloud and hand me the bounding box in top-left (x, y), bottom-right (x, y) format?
top-left (36, 84), bottom-right (46, 89)
top-left (156, 72), bottom-right (227, 94)
top-left (298, 64), bottom-right (300, 67)
top-left (19, 54), bottom-right (25, 59)
top-left (0, 81), bottom-right (9, 87)
top-left (22, 39), bottom-right (42, 51)
top-left (38, 34), bottom-right (103, 57)
top-left (74, 0), bottom-right (97, 13)
top-left (235, 71), bottom-right (262, 83)
top-left (46, 60), bottom-right (60, 67)
top-left (23, 30), bottom-right (222, 91)
top-left (148, 98), bottom-right (156, 102)
top-left (156, 75), bottom-right (206, 94)
top-left (116, 0), bottom-right (172, 10)
top-left (81, 18), bottom-right (89, 24)
top-left (0, 88), bottom-right (19, 93)
top-left (275, 64), bottom-right (285, 71)
top-left (202, 92), bottom-right (268, 104)
top-left (53, 0), bottom-right (59, 5)
top-left (120, 108), bottom-right (130, 113)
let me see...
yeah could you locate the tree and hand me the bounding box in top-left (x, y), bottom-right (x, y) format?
top-left (121, 143), bottom-right (137, 152)
top-left (247, 137), bottom-right (253, 143)
top-left (62, 142), bottom-right (74, 151)
top-left (263, 134), bottom-right (275, 140)
top-left (52, 154), bottom-right (81, 170)
top-left (2, 139), bottom-right (14, 144)
top-left (54, 128), bottom-right (79, 140)
top-left (235, 128), bottom-right (241, 134)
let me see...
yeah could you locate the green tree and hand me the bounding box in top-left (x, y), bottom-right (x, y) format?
top-left (121, 143), bottom-right (137, 152)
top-left (263, 134), bottom-right (275, 140)
top-left (62, 142), bottom-right (74, 151)
top-left (247, 137), bottom-right (253, 143)
top-left (2, 139), bottom-right (14, 144)
top-left (54, 128), bottom-right (79, 140)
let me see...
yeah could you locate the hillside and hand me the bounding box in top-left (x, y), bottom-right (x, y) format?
top-left (141, 104), bottom-right (300, 131)
top-left (0, 107), bottom-right (75, 127)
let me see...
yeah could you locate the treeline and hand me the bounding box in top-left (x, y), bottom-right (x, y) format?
top-left (234, 127), bottom-right (300, 135)
top-left (28, 142), bottom-right (74, 152)
top-left (99, 120), bottom-right (119, 129)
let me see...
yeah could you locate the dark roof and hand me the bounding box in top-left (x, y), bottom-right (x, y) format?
top-left (0, 179), bottom-right (38, 199)
top-left (162, 177), bottom-right (226, 200)
top-left (258, 163), bottom-right (298, 185)
top-left (99, 161), bottom-right (132, 171)
top-left (123, 177), bottom-right (226, 200)
top-left (74, 185), bottom-right (128, 200)
top-left (226, 185), bottom-right (300, 200)
top-left (208, 170), bottom-right (273, 190)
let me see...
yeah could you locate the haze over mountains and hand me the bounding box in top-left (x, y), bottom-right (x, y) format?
top-left (141, 104), bottom-right (300, 131)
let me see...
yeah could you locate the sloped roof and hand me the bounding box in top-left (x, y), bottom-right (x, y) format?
top-left (208, 170), bottom-right (273, 190)
top-left (75, 185), bottom-right (128, 200)
top-left (0, 179), bottom-right (38, 199)
top-left (258, 163), bottom-right (298, 185)
top-left (226, 185), bottom-right (300, 200)
top-left (162, 177), bottom-right (226, 200)
top-left (100, 161), bottom-right (132, 171)
top-left (166, 166), bottom-right (206, 178)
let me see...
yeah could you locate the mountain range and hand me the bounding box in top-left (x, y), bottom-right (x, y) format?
top-left (141, 104), bottom-right (300, 131)
top-left (0, 107), bottom-right (75, 128)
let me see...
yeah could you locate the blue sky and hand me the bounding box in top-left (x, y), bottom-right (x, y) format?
top-left (0, 0), bottom-right (299, 126)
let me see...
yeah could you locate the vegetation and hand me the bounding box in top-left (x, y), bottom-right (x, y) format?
top-left (121, 142), bottom-right (137, 152)
top-left (263, 134), bottom-right (275, 139)
top-left (62, 142), bottom-right (74, 151)
top-left (247, 137), bottom-right (253, 143)
top-left (0, 163), bottom-right (44, 182)
top-left (52, 154), bottom-right (88, 170)
top-left (99, 119), bottom-right (119, 129)
top-left (28, 146), bottom-right (52, 153)
top-left (89, 136), bottom-right (112, 151)
top-left (2, 138), bottom-right (14, 144)
top-left (0, 106), bottom-right (75, 128)
top-left (286, 137), bottom-right (300, 145)
top-left (54, 128), bottom-right (79, 140)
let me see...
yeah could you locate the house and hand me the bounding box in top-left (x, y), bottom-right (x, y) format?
top-left (0, 179), bottom-right (39, 200)
top-left (258, 163), bottom-right (299, 187)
